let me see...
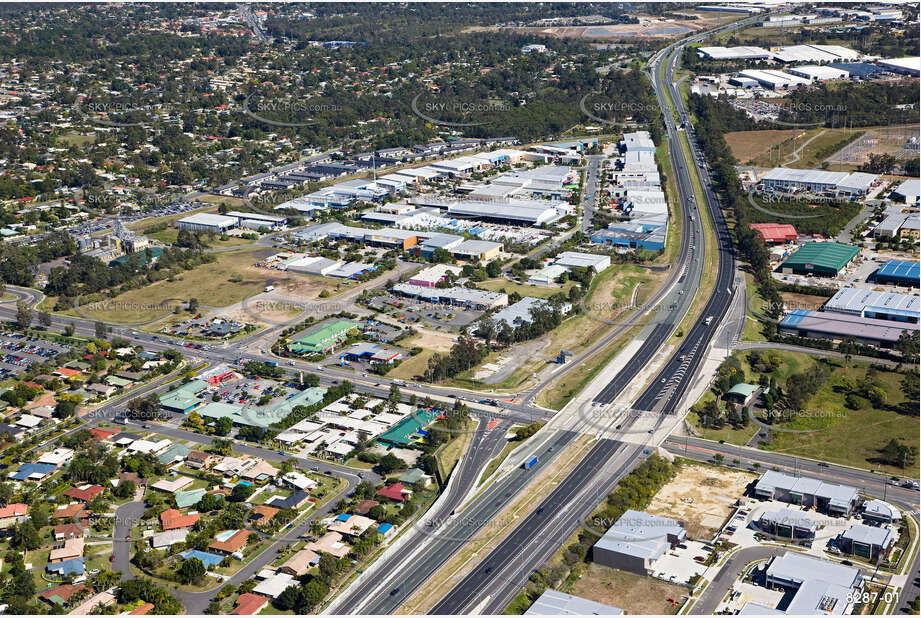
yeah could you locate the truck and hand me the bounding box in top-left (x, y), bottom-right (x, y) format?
top-left (265, 360), bottom-right (278, 367)
top-left (523, 455), bottom-right (539, 470)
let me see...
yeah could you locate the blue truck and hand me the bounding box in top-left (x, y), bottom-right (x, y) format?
top-left (523, 455), bottom-right (539, 470)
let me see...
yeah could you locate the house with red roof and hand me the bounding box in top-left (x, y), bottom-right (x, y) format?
top-left (0, 503), bottom-right (28, 528)
top-left (231, 593), bottom-right (269, 615)
top-left (90, 428), bottom-right (118, 441)
top-left (160, 508), bottom-right (201, 531)
top-left (53, 367), bottom-right (82, 379)
top-left (53, 502), bottom-right (87, 521)
top-left (53, 522), bottom-right (86, 540)
top-left (209, 529), bottom-right (250, 554)
top-left (377, 483), bottom-right (411, 503)
top-left (128, 602), bottom-right (155, 615)
top-left (63, 484), bottom-right (105, 502)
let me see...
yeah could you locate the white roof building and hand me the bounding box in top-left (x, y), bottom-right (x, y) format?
top-left (553, 251), bottom-right (611, 272)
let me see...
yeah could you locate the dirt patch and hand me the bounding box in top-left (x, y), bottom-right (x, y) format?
top-left (646, 463), bottom-right (755, 540)
top-left (780, 291), bottom-right (829, 313)
top-left (725, 129), bottom-right (804, 165)
top-left (568, 563), bottom-right (687, 614)
top-left (409, 330), bottom-right (456, 352)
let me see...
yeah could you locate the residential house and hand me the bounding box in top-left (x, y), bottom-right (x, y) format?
top-left (231, 593), bottom-right (269, 615)
top-left (209, 529), bottom-right (250, 555)
top-left (63, 484), bottom-right (105, 503)
top-left (0, 503), bottom-right (28, 528)
top-left (377, 483), bottom-right (411, 503)
top-left (280, 548), bottom-right (320, 576)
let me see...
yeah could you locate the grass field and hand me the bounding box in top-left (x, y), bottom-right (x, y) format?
top-left (63, 248), bottom-right (272, 322)
top-left (725, 129), bottom-right (805, 166)
top-left (688, 348), bottom-right (919, 474)
top-left (567, 563), bottom-right (686, 615)
top-left (59, 132), bottom-right (96, 147)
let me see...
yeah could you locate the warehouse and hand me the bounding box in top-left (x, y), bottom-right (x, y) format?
top-left (366, 228), bottom-right (419, 250)
top-left (823, 288), bottom-right (920, 323)
top-left (445, 200), bottom-right (561, 226)
top-left (878, 57), bottom-right (921, 77)
top-left (754, 470), bottom-right (859, 516)
top-left (390, 283), bottom-right (508, 310)
top-left (839, 524), bottom-right (894, 561)
top-left (488, 297), bottom-right (570, 329)
top-left (836, 171), bottom-right (878, 196)
top-left (285, 256), bottom-right (344, 276)
top-left (621, 131), bottom-right (657, 152)
top-left (760, 168), bottom-right (849, 194)
top-left (416, 233), bottom-right (464, 258)
top-left (737, 69), bottom-right (810, 90)
top-left (225, 211), bottom-right (287, 230)
top-left (872, 260), bottom-right (920, 288)
top-left (757, 508), bottom-right (818, 540)
top-left (749, 223), bottom-right (798, 244)
top-left (592, 510), bottom-right (686, 575)
top-left (750, 552), bottom-right (863, 615)
top-left (696, 46), bottom-right (771, 60)
top-left (787, 64), bottom-right (849, 82)
top-left (528, 264), bottom-right (569, 286)
top-left (408, 264), bottom-right (462, 287)
top-left (874, 211), bottom-right (920, 239)
top-left (771, 44), bottom-right (860, 63)
top-left (592, 217), bottom-right (668, 252)
top-left (779, 309), bottom-right (916, 348)
top-left (553, 251), bottom-right (611, 272)
top-left (892, 179), bottom-right (920, 205)
top-left (340, 342), bottom-right (403, 364)
top-left (451, 239), bottom-right (503, 262)
top-left (176, 213), bottom-right (238, 234)
top-left (624, 189), bottom-right (668, 218)
top-left (779, 242), bottom-right (859, 276)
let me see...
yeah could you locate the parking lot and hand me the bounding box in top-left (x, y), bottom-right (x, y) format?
top-left (370, 293), bottom-right (482, 332)
top-left (650, 539), bottom-right (712, 586)
top-left (0, 333), bottom-right (71, 377)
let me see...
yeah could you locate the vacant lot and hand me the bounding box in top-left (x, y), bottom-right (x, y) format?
top-left (567, 563), bottom-right (687, 614)
top-left (479, 278), bottom-right (580, 300)
top-left (647, 463), bottom-right (755, 539)
top-left (388, 330), bottom-right (456, 381)
top-left (725, 129), bottom-right (804, 166)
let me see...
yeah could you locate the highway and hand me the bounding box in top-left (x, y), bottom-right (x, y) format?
top-left (425, 13), bottom-right (765, 614)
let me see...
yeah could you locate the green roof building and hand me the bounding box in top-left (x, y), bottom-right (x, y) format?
top-left (725, 383), bottom-right (761, 405)
top-left (378, 408), bottom-right (442, 447)
top-left (109, 247), bottom-right (164, 267)
top-left (157, 442), bottom-right (191, 465)
top-left (781, 242), bottom-right (859, 277)
top-left (267, 387), bottom-right (327, 419)
top-left (287, 320), bottom-right (360, 355)
top-left (159, 379), bottom-right (209, 414)
top-left (175, 488), bottom-right (209, 509)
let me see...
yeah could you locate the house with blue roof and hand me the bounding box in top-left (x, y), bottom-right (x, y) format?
top-left (47, 557), bottom-right (85, 576)
top-left (11, 462), bottom-right (57, 481)
top-left (377, 523), bottom-right (394, 537)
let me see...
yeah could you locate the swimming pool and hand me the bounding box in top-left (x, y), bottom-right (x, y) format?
top-left (214, 529), bottom-right (239, 542)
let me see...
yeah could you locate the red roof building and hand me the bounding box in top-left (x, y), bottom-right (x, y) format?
top-left (232, 593), bottom-right (269, 615)
top-left (749, 223), bottom-right (797, 244)
top-left (53, 367), bottom-right (82, 378)
top-left (53, 503), bottom-right (87, 520)
top-left (39, 583), bottom-right (89, 604)
top-left (63, 485), bottom-right (105, 502)
top-left (90, 428), bottom-right (118, 441)
top-left (209, 529), bottom-right (250, 554)
top-left (128, 602), bottom-right (155, 615)
top-left (377, 483), bottom-right (410, 503)
top-left (160, 509), bottom-right (201, 530)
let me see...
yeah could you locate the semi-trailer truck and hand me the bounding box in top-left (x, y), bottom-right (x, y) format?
top-left (523, 455), bottom-right (538, 470)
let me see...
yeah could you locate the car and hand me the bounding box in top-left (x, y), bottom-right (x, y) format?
top-left (357, 473), bottom-right (363, 479)
top-left (818, 462), bottom-right (829, 467)
top-left (694, 556), bottom-right (706, 562)
top-left (311, 466), bottom-right (319, 471)
top-left (648, 429), bottom-right (654, 434)
top-left (484, 566), bottom-right (493, 574)
top-left (841, 560), bottom-right (853, 566)
top-left (677, 543), bottom-right (688, 549)
top-left (390, 588), bottom-right (400, 596)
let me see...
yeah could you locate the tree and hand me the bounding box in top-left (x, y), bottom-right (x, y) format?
top-left (275, 585), bottom-right (303, 611)
top-left (485, 260), bottom-right (501, 278)
top-left (213, 416), bottom-right (233, 436)
top-left (95, 321), bottom-right (107, 339)
top-left (10, 520), bottom-right (40, 550)
top-left (901, 370), bottom-right (919, 415)
top-left (230, 483), bottom-right (254, 502)
top-left (54, 399), bottom-right (78, 419)
top-left (388, 383), bottom-right (401, 404)
top-left (15, 301), bottom-right (31, 329)
top-left (301, 578), bottom-right (330, 609)
top-left (177, 557), bottom-right (206, 584)
top-left (188, 298), bottom-right (199, 313)
top-left (64, 322), bottom-right (75, 337)
top-left (378, 453), bottom-right (405, 474)
top-left (882, 439), bottom-right (918, 468)
top-left (92, 570), bottom-right (121, 591)
top-left (837, 338), bottom-right (858, 367)
top-left (38, 310), bottom-right (52, 327)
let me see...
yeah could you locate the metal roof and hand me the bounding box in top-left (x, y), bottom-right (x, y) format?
top-left (842, 523), bottom-right (893, 547)
top-left (876, 260), bottom-right (919, 282)
top-left (780, 309), bottom-right (916, 344)
top-left (593, 509), bottom-right (684, 561)
top-left (177, 213), bottom-right (238, 227)
top-left (525, 590), bottom-right (623, 615)
top-left (762, 167), bottom-right (850, 186)
top-left (766, 551), bottom-right (861, 589)
top-left (782, 242), bottom-right (859, 272)
top-left (824, 288), bottom-right (919, 316)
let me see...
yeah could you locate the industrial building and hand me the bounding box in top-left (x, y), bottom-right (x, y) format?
top-left (225, 211), bottom-right (287, 230)
top-left (528, 264), bottom-right (569, 286)
top-left (407, 264), bottom-right (462, 288)
top-left (862, 499), bottom-right (902, 524)
top-left (176, 213), bottom-right (238, 234)
top-left (285, 256), bottom-right (344, 276)
top-left (591, 510), bottom-right (686, 575)
top-left (823, 288), bottom-right (920, 323)
top-left (787, 65), bottom-right (849, 82)
top-left (779, 242), bottom-right (859, 277)
top-left (754, 470), bottom-right (859, 516)
top-left (757, 508), bottom-right (818, 540)
top-left (553, 251), bottom-right (611, 272)
top-left (592, 216), bottom-right (668, 252)
top-left (779, 309), bottom-right (917, 348)
top-left (771, 44), bottom-right (861, 63)
top-left (740, 552), bottom-right (863, 615)
top-left (696, 45), bottom-right (771, 60)
top-left (839, 524), bottom-right (894, 561)
top-left (892, 179), bottom-right (920, 205)
top-left (749, 222), bottom-right (797, 244)
top-left (488, 297), bottom-right (571, 330)
top-left (390, 283), bottom-right (508, 310)
top-left (287, 320), bottom-right (360, 355)
top-left (524, 590), bottom-right (623, 616)
top-left (874, 211), bottom-right (921, 240)
top-left (872, 260), bottom-right (920, 288)
top-left (340, 342), bottom-right (403, 364)
top-left (737, 69), bottom-right (810, 90)
top-left (445, 200), bottom-right (563, 226)
top-left (451, 239), bottom-right (503, 262)
top-left (760, 168), bottom-right (878, 196)
top-left (877, 57), bottom-right (921, 77)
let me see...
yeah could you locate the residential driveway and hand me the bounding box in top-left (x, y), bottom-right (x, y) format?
top-left (690, 546), bottom-right (785, 614)
top-left (112, 499), bottom-right (148, 579)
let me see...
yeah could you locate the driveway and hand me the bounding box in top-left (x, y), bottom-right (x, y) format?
top-left (690, 546), bottom-right (785, 614)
